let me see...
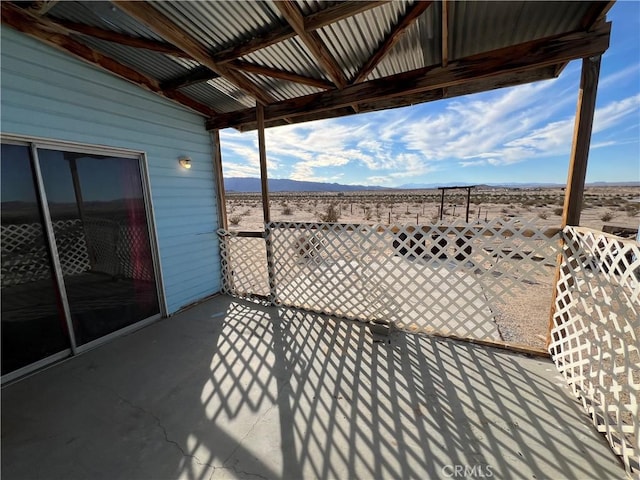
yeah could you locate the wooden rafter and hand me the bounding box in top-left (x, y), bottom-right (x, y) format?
top-left (441, 0), bottom-right (449, 67)
top-left (207, 23), bottom-right (611, 131)
top-left (161, 66), bottom-right (218, 91)
top-left (113, 1), bottom-right (275, 105)
top-left (228, 60), bottom-right (333, 90)
top-left (213, 1), bottom-right (388, 64)
top-left (304, 1), bottom-right (390, 31)
top-left (53, 19), bottom-right (190, 57)
top-left (1, 2), bottom-right (217, 117)
top-left (274, 0), bottom-right (347, 89)
top-left (351, 1), bottom-right (433, 84)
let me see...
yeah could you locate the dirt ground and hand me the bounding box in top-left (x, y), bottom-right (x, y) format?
top-left (225, 186), bottom-right (640, 233)
top-left (222, 186), bottom-right (639, 350)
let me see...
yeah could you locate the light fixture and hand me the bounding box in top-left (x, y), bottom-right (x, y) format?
top-left (179, 156), bottom-right (192, 169)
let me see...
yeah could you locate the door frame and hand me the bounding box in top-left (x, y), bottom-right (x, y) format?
top-left (1, 134), bottom-right (167, 382)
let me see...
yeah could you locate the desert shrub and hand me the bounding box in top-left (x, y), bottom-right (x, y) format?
top-left (625, 204), bottom-right (640, 217)
top-left (538, 212), bottom-right (548, 220)
top-left (319, 203), bottom-right (340, 223)
top-left (553, 207), bottom-right (563, 216)
top-left (600, 211), bottom-right (615, 222)
top-left (283, 206), bottom-right (293, 215)
top-left (229, 215), bottom-right (242, 226)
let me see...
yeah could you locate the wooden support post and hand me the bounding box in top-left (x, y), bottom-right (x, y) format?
top-left (465, 187), bottom-right (471, 223)
top-left (547, 55), bottom-right (602, 350)
top-left (210, 130), bottom-right (228, 230)
top-left (439, 188), bottom-right (445, 221)
top-left (562, 55), bottom-right (601, 227)
top-left (257, 103), bottom-right (271, 225)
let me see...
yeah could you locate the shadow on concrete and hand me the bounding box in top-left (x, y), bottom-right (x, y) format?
top-left (1, 295), bottom-right (623, 479)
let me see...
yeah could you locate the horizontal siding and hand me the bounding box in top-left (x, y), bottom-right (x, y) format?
top-left (1, 28), bottom-right (221, 313)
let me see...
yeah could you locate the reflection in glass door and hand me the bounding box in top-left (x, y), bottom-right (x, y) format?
top-left (38, 149), bottom-right (160, 346)
top-left (1, 144), bottom-right (70, 374)
top-left (1, 140), bottom-right (162, 379)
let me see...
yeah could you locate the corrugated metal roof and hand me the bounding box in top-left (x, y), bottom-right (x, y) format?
top-left (78, 36), bottom-right (193, 82)
top-left (449, 1), bottom-right (593, 60)
top-left (49, 1), bottom-right (167, 43)
top-left (242, 37), bottom-right (329, 82)
top-left (151, 1), bottom-right (283, 52)
top-left (242, 71), bottom-right (322, 103)
top-left (315, 1), bottom-right (409, 82)
top-left (205, 77), bottom-right (256, 109)
top-left (27, 0), bottom-right (611, 127)
top-left (372, 1), bottom-right (441, 80)
top-left (178, 82), bottom-right (250, 114)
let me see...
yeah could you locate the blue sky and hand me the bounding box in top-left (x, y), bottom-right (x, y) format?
top-left (221, 2), bottom-right (640, 187)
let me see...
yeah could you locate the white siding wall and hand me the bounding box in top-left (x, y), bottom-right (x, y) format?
top-left (1, 28), bottom-right (221, 314)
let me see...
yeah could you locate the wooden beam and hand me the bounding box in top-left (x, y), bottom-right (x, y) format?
top-left (274, 0), bottom-right (347, 89)
top-left (207, 23), bottom-right (611, 130)
top-left (352, 1), bottom-right (433, 84)
top-left (228, 60), bottom-right (333, 90)
top-left (161, 66), bottom-right (218, 91)
top-left (113, 1), bottom-right (275, 105)
top-left (54, 19), bottom-right (189, 57)
top-left (441, 0), bottom-right (449, 67)
top-left (213, 1), bottom-right (387, 64)
top-left (236, 67), bottom-right (557, 131)
top-left (213, 25), bottom-right (295, 65)
top-left (210, 130), bottom-right (228, 230)
top-left (257, 103), bottom-right (271, 224)
top-left (304, 1), bottom-right (390, 31)
top-left (1, 3), bottom-right (217, 117)
top-left (562, 56), bottom-right (602, 227)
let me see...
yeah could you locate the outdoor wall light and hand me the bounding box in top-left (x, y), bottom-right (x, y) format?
top-left (179, 156), bottom-right (192, 169)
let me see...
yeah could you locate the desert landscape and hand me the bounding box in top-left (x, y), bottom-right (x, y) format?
top-left (221, 185), bottom-right (639, 350)
top-left (224, 185), bottom-right (640, 233)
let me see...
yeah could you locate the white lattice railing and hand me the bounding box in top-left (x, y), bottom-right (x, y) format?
top-left (219, 219), bottom-right (559, 344)
top-left (218, 230), bottom-right (269, 298)
top-left (1, 218), bottom-right (154, 287)
top-left (549, 226), bottom-right (639, 477)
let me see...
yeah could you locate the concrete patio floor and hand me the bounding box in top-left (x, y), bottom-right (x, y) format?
top-left (1, 295), bottom-right (624, 479)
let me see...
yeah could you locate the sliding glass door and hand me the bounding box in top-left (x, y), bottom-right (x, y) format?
top-left (38, 149), bottom-right (160, 346)
top-left (1, 144), bottom-right (70, 374)
top-left (1, 140), bottom-right (162, 378)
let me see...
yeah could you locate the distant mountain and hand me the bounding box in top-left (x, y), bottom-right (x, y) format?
top-left (224, 177), bottom-right (389, 193)
top-left (225, 177), bottom-right (639, 193)
top-left (398, 181), bottom-right (640, 189)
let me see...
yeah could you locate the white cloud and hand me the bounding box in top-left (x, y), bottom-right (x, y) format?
top-left (217, 69), bottom-right (639, 184)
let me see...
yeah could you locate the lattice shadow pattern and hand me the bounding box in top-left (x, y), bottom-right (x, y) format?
top-left (549, 226), bottom-right (639, 477)
top-left (219, 219), bottom-right (559, 343)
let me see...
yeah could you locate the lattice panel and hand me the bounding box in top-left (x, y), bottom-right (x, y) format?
top-left (117, 223), bottom-right (155, 281)
top-left (2, 219), bottom-right (155, 287)
top-left (218, 230), bottom-right (269, 298)
top-left (549, 226), bottom-right (639, 477)
top-left (265, 220), bottom-right (559, 341)
top-left (1, 222), bottom-right (51, 286)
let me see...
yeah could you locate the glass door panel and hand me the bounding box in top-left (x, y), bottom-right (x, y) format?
top-left (38, 149), bottom-right (160, 346)
top-left (1, 145), bottom-right (70, 374)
